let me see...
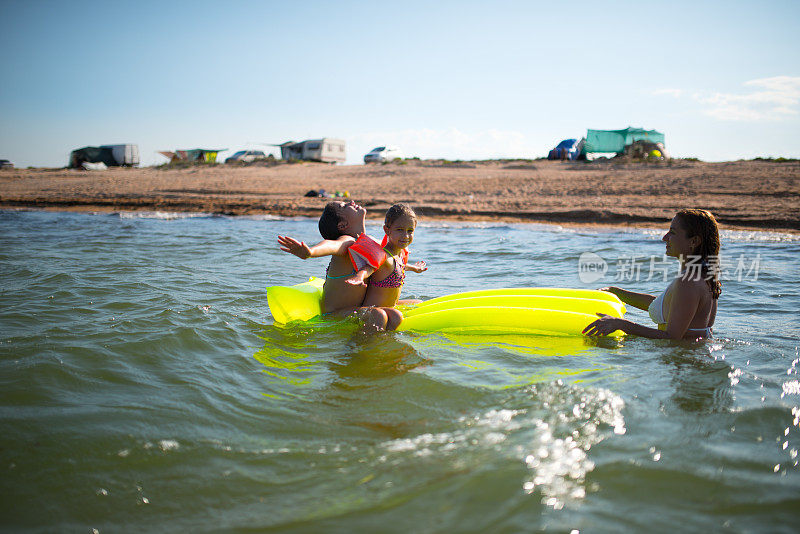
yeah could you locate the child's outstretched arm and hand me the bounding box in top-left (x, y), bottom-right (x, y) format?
top-left (346, 266), bottom-right (374, 287)
top-left (278, 235), bottom-right (352, 260)
top-left (405, 260), bottom-right (427, 273)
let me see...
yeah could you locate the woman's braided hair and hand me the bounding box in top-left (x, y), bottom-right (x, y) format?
top-left (676, 209), bottom-right (722, 299)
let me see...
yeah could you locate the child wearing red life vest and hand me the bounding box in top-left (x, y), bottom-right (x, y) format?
top-left (346, 204), bottom-right (427, 329)
top-left (277, 200), bottom-right (398, 331)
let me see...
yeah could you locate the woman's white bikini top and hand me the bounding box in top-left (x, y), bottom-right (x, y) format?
top-left (648, 279), bottom-right (713, 337)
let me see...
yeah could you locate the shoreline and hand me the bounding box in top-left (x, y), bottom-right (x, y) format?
top-left (2, 159), bottom-right (799, 234)
top-left (4, 206), bottom-right (796, 237)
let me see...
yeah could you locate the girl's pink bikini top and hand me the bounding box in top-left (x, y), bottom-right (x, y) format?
top-left (368, 252), bottom-right (405, 288)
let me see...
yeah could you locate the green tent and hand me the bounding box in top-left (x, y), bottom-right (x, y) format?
top-left (584, 127), bottom-right (665, 154)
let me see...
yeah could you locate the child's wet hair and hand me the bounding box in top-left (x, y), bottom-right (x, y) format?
top-left (319, 202), bottom-right (345, 240)
top-left (385, 203), bottom-right (417, 227)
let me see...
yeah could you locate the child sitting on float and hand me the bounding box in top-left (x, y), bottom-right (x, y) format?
top-left (345, 203), bottom-right (428, 330)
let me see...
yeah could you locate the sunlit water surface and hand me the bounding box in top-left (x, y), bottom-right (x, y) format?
top-left (1, 209), bottom-right (798, 532)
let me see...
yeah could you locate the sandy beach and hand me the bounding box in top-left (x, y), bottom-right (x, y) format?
top-left (1, 158), bottom-right (798, 232)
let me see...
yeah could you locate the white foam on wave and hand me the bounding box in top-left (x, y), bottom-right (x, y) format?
top-left (113, 211), bottom-right (293, 222)
top-left (379, 384), bottom-right (626, 510)
top-left (240, 214), bottom-right (290, 221)
top-left (115, 211), bottom-right (214, 220)
top-left (158, 439), bottom-right (180, 452)
top-left (720, 229), bottom-right (800, 243)
top-left (637, 226), bottom-right (800, 243)
top-left (417, 220), bottom-right (573, 233)
top-left (782, 380), bottom-right (800, 397)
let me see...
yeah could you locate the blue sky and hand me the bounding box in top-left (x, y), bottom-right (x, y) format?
top-left (1, 0), bottom-right (798, 167)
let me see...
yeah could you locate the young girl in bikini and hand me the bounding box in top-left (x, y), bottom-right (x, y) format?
top-left (346, 203), bottom-right (428, 329)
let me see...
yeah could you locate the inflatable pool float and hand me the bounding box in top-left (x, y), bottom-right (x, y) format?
top-left (266, 277), bottom-right (326, 324)
top-left (267, 277), bottom-right (625, 337)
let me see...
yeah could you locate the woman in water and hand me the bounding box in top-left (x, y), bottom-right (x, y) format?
top-left (583, 209), bottom-right (721, 340)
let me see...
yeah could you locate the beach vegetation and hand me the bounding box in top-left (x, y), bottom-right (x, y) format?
top-left (489, 158), bottom-right (537, 164)
top-left (752, 157), bottom-right (799, 162)
top-left (155, 160), bottom-right (220, 170)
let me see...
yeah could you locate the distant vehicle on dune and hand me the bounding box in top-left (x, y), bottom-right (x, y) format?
top-left (69, 144), bottom-right (139, 168)
top-left (226, 150), bottom-right (269, 163)
top-left (364, 146), bottom-right (404, 163)
top-left (547, 139), bottom-right (583, 161)
top-left (278, 138), bottom-right (346, 164)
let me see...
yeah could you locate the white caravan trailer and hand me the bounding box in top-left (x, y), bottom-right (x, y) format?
top-left (101, 144), bottom-right (140, 166)
top-left (279, 138), bottom-right (346, 163)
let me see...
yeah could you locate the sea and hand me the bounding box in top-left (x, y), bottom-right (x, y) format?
top-left (1, 209), bottom-right (798, 533)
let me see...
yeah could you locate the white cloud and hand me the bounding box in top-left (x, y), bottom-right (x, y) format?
top-left (348, 127), bottom-right (536, 162)
top-left (694, 76), bottom-right (800, 121)
top-left (653, 76), bottom-right (800, 122)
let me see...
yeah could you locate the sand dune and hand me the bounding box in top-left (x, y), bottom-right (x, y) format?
top-left (1, 159), bottom-right (798, 232)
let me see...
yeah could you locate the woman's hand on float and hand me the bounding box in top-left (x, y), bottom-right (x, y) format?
top-left (582, 313), bottom-right (623, 336)
top-left (278, 235), bottom-right (311, 259)
top-left (598, 286), bottom-right (622, 297)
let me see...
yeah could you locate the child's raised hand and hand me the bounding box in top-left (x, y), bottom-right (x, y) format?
top-left (407, 260), bottom-right (427, 273)
top-left (278, 235), bottom-right (311, 259)
top-left (345, 272), bottom-right (368, 287)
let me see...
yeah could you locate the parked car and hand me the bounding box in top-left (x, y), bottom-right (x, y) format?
top-left (225, 150), bottom-right (268, 163)
top-left (0, 159), bottom-right (13, 169)
top-left (364, 146), bottom-right (404, 163)
top-left (547, 139), bottom-right (583, 161)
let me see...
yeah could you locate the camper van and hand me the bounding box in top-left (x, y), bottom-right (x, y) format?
top-left (101, 144), bottom-right (140, 166)
top-left (70, 144), bottom-right (140, 168)
top-left (279, 138), bottom-right (346, 164)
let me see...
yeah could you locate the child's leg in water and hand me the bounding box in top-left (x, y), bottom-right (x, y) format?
top-left (357, 307), bottom-right (403, 332)
top-left (360, 307), bottom-right (403, 331)
top-left (356, 307), bottom-right (388, 332)
top-left (384, 308), bottom-right (403, 331)
top-left (328, 307), bottom-right (385, 332)
top-left (332, 307), bottom-right (400, 332)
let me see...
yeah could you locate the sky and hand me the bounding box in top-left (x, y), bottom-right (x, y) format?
top-left (1, 0), bottom-right (799, 167)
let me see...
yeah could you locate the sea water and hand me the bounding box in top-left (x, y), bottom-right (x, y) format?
top-left (1, 209), bottom-right (798, 533)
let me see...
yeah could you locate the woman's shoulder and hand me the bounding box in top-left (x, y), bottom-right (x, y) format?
top-left (673, 275), bottom-right (712, 298)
